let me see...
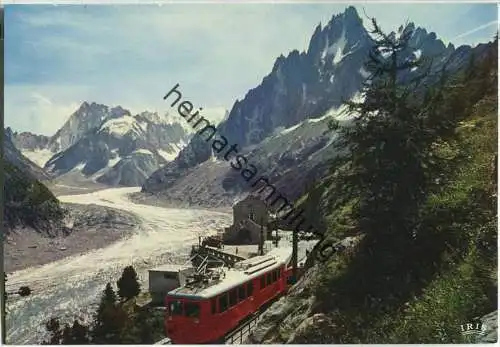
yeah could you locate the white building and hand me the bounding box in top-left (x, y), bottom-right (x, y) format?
top-left (148, 264), bottom-right (194, 305)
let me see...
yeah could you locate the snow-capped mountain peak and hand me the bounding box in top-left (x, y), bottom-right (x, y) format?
top-left (42, 104), bottom-right (193, 187)
top-left (99, 115), bottom-right (146, 138)
top-left (138, 111), bottom-right (171, 125)
top-left (141, 5), bottom-right (489, 209)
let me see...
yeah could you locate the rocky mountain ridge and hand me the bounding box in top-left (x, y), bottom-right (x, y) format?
top-left (141, 6), bottom-right (490, 207)
top-left (9, 101), bottom-right (192, 187)
top-left (44, 108), bottom-right (191, 186)
top-left (4, 127), bottom-right (51, 181)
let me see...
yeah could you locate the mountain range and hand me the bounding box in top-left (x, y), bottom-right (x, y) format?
top-left (140, 6), bottom-right (494, 207)
top-left (8, 102), bottom-right (195, 187)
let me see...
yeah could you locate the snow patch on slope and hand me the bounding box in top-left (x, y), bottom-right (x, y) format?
top-left (133, 149), bottom-right (153, 156)
top-left (332, 29), bottom-right (347, 64)
top-left (158, 150), bottom-right (178, 162)
top-left (359, 67), bottom-right (370, 79)
top-left (107, 150), bottom-right (121, 168)
top-left (74, 162), bottom-right (86, 171)
top-left (413, 49), bottom-right (422, 60)
top-left (139, 111), bottom-right (180, 126)
top-left (320, 28), bottom-right (349, 66)
top-left (21, 149), bottom-right (56, 168)
top-left (99, 116), bottom-right (145, 138)
top-left (280, 123), bottom-right (303, 135)
top-left (157, 140), bottom-right (187, 162)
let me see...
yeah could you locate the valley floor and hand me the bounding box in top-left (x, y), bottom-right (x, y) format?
top-left (5, 187), bottom-right (233, 344)
top-left (44, 180), bottom-right (110, 197)
top-left (4, 203), bottom-right (139, 273)
top-left (128, 190), bottom-right (232, 214)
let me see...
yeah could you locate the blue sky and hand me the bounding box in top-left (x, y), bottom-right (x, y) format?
top-left (5, 2), bottom-right (498, 136)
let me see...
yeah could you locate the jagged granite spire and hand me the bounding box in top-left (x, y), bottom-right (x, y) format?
top-left (142, 5), bottom-right (482, 198)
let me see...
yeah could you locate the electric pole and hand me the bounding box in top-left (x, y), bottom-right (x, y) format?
top-left (2, 273), bottom-right (6, 345)
top-left (292, 229), bottom-right (298, 283)
top-left (259, 218), bottom-right (264, 256)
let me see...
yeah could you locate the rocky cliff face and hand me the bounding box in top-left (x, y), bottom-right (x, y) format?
top-left (8, 102), bottom-right (129, 167)
top-left (3, 153), bottom-right (64, 233)
top-left (217, 6), bottom-right (370, 150)
top-left (220, 8), bottom-right (371, 151)
top-left (4, 128), bottom-right (51, 181)
top-left (8, 99), bottom-right (191, 187)
top-left (141, 6), bottom-right (483, 207)
top-left (142, 7), bottom-right (370, 196)
top-left (50, 102), bottom-right (127, 152)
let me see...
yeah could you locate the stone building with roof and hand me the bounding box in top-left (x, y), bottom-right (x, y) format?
top-left (222, 196), bottom-right (268, 245)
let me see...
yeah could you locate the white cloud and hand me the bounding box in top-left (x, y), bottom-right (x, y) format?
top-left (197, 106), bottom-right (228, 126)
top-left (4, 84), bottom-right (228, 136)
top-left (5, 85), bottom-right (85, 136)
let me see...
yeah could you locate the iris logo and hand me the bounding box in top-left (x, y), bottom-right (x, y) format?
top-left (460, 322), bottom-right (487, 336)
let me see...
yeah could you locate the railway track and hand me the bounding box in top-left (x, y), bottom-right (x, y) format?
top-left (224, 292), bottom-right (283, 344)
top-left (224, 311), bottom-right (263, 344)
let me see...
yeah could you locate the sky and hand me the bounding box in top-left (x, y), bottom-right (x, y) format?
top-left (5, 2), bottom-right (498, 136)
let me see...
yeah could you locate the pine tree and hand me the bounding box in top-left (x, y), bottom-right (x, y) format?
top-left (3, 273), bottom-right (7, 318)
top-left (116, 307), bottom-right (154, 344)
top-left (91, 283), bottom-right (126, 344)
top-left (61, 324), bottom-right (72, 344)
top-left (58, 320), bottom-right (90, 344)
top-left (103, 283), bottom-right (117, 305)
top-left (43, 318), bottom-right (63, 344)
top-left (331, 19), bottom-right (430, 234)
top-left (137, 309), bottom-right (154, 344)
top-left (117, 266), bottom-right (141, 301)
top-left (325, 18), bottom-right (462, 307)
top-left (69, 320), bottom-right (90, 344)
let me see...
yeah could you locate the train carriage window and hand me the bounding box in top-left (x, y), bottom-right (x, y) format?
top-left (219, 293), bottom-right (228, 313)
top-left (266, 273), bottom-right (272, 285)
top-left (272, 270), bottom-right (277, 282)
top-left (211, 298), bottom-right (217, 314)
top-left (229, 288), bottom-right (237, 307)
top-left (238, 285), bottom-right (246, 301)
top-left (169, 300), bottom-right (183, 316)
top-left (248, 281), bottom-right (253, 296)
top-left (260, 276), bottom-right (265, 289)
top-left (185, 302), bottom-right (200, 318)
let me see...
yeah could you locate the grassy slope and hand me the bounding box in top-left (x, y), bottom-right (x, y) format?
top-left (290, 61), bottom-right (497, 342)
top-left (362, 94), bottom-right (498, 343)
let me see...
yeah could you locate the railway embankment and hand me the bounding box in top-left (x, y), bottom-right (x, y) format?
top-left (245, 262), bottom-right (320, 343)
top-left (245, 234), bottom-right (362, 343)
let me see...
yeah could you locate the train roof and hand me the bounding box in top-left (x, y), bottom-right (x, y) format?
top-left (167, 247), bottom-right (293, 299)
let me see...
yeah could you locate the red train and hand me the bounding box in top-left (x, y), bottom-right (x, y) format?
top-left (165, 247), bottom-right (294, 344)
